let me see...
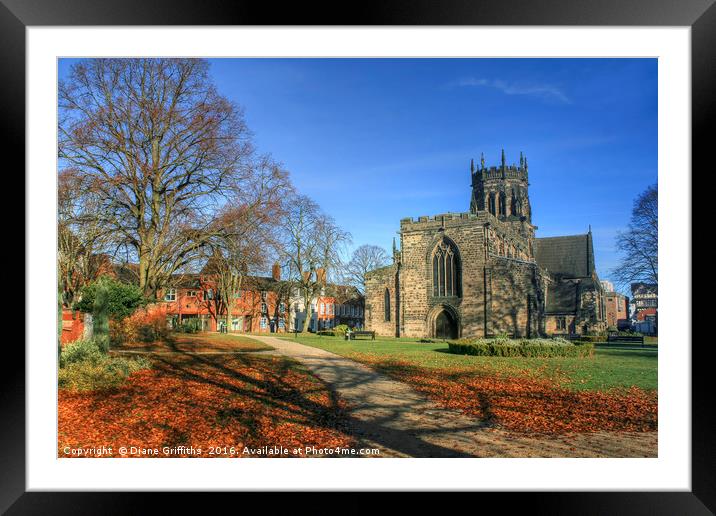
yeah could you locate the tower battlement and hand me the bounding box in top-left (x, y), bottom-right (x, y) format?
top-left (469, 149), bottom-right (532, 223)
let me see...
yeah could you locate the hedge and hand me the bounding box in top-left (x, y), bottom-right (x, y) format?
top-left (447, 338), bottom-right (594, 358)
top-left (575, 335), bottom-right (606, 343)
top-left (317, 325), bottom-right (350, 337)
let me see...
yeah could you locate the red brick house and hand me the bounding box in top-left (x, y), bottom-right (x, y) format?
top-left (159, 265), bottom-right (289, 333)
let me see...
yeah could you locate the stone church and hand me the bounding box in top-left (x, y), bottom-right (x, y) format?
top-left (365, 151), bottom-right (606, 339)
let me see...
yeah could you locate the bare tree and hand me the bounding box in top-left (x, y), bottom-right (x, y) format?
top-left (279, 195), bottom-right (351, 332)
top-left (58, 58), bottom-right (255, 298)
top-left (344, 244), bottom-right (390, 294)
top-left (200, 157), bottom-right (291, 330)
top-left (611, 184), bottom-right (658, 288)
top-left (58, 168), bottom-right (112, 307)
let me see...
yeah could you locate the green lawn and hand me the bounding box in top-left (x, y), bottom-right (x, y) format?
top-left (276, 333), bottom-right (657, 392)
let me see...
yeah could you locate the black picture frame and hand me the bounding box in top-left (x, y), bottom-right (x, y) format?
top-left (4, 0), bottom-right (709, 512)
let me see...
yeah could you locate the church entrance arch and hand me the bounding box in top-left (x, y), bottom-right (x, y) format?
top-left (428, 305), bottom-right (459, 339)
top-left (435, 310), bottom-right (458, 339)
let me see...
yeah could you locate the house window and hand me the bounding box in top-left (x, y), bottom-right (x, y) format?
top-left (261, 291), bottom-right (268, 301)
top-left (279, 302), bottom-right (286, 313)
top-left (164, 289), bottom-right (176, 301)
top-left (205, 288), bottom-right (214, 300)
top-left (328, 303), bottom-right (334, 315)
top-left (432, 238), bottom-right (461, 297)
top-left (556, 317), bottom-right (567, 331)
top-left (186, 290), bottom-right (197, 297)
top-left (261, 302), bottom-right (268, 314)
top-left (260, 317), bottom-right (267, 329)
top-left (320, 302), bottom-right (325, 315)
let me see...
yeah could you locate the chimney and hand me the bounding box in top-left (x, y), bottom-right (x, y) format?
top-left (316, 268), bottom-right (327, 286)
top-left (272, 262), bottom-right (281, 281)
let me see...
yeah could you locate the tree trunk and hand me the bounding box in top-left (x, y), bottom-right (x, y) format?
top-left (226, 302), bottom-right (232, 333)
top-left (301, 289), bottom-right (312, 332)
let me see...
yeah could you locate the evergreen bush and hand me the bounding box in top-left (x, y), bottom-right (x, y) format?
top-left (448, 338), bottom-right (593, 358)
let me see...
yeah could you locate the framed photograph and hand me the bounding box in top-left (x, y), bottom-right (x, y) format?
top-left (6, 0), bottom-right (710, 511)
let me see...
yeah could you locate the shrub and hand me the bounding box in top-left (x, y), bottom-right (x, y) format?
top-left (576, 335), bottom-right (606, 343)
top-left (111, 305), bottom-right (171, 343)
top-left (59, 338), bottom-right (104, 368)
top-left (448, 338), bottom-right (594, 358)
top-left (333, 324), bottom-right (349, 336)
top-left (106, 355), bottom-right (152, 376)
top-left (58, 339), bottom-right (152, 391)
top-left (74, 276), bottom-right (147, 321)
top-left (58, 360), bottom-right (128, 391)
top-left (176, 318), bottom-right (202, 334)
top-left (615, 330), bottom-right (643, 336)
top-left (317, 330), bottom-right (337, 336)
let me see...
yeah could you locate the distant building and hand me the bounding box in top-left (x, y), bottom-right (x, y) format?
top-left (600, 280), bottom-right (615, 293)
top-left (631, 282), bottom-right (658, 335)
top-left (289, 283), bottom-right (365, 332)
top-left (631, 283), bottom-right (657, 316)
top-left (604, 291), bottom-right (630, 330)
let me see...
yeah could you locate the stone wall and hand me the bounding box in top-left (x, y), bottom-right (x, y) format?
top-left (486, 257), bottom-right (543, 338)
top-left (399, 212), bottom-right (487, 338)
top-left (368, 209), bottom-right (545, 339)
top-left (545, 315), bottom-right (577, 334)
top-left (577, 284), bottom-right (607, 334)
top-left (364, 264), bottom-right (399, 337)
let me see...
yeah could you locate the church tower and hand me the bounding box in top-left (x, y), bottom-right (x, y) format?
top-left (469, 149), bottom-right (531, 223)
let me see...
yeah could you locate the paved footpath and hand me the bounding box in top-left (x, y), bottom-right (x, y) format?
top-left (250, 336), bottom-right (657, 458)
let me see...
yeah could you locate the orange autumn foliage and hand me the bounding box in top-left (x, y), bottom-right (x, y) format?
top-left (111, 304), bottom-right (171, 344)
top-left (362, 358), bottom-right (657, 434)
top-left (58, 353), bottom-right (354, 457)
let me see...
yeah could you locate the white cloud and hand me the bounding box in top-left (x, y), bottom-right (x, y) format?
top-left (456, 78), bottom-right (571, 104)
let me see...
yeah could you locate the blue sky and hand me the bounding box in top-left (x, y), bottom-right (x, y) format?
top-left (59, 58), bottom-right (657, 292)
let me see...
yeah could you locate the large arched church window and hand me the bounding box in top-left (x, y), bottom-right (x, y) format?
top-left (499, 192), bottom-right (507, 217)
top-left (432, 239), bottom-right (461, 297)
top-left (384, 288), bottom-right (391, 322)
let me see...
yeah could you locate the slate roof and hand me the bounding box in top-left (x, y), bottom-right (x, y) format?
top-left (534, 233), bottom-right (595, 279)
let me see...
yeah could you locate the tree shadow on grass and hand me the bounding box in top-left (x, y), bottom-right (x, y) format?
top-left (149, 352), bottom-right (479, 457)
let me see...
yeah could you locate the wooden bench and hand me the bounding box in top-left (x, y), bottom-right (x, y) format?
top-left (349, 331), bottom-right (375, 340)
top-left (607, 334), bottom-right (645, 345)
